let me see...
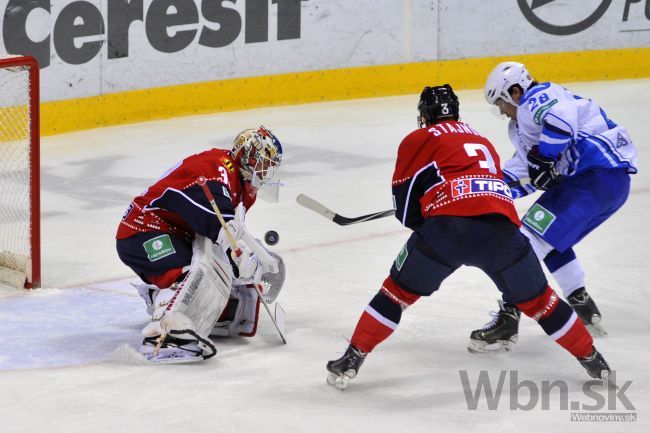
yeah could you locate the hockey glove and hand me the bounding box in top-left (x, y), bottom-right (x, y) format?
top-left (218, 203), bottom-right (246, 243)
top-left (235, 245), bottom-right (264, 283)
top-left (527, 147), bottom-right (563, 191)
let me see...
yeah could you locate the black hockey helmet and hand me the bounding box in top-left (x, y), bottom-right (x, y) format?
top-left (417, 84), bottom-right (459, 127)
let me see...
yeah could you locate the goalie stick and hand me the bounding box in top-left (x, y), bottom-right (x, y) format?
top-left (197, 176), bottom-right (287, 344)
top-left (296, 194), bottom-right (395, 226)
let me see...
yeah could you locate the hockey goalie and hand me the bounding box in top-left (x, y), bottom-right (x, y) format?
top-left (115, 126), bottom-right (284, 363)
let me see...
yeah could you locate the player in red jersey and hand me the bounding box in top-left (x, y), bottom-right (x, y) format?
top-left (116, 126), bottom-right (284, 363)
top-left (326, 85), bottom-right (610, 389)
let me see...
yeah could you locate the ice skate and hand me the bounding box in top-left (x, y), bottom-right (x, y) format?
top-left (578, 347), bottom-right (611, 380)
top-left (134, 282), bottom-right (160, 316)
top-left (326, 345), bottom-right (367, 390)
top-left (468, 300), bottom-right (521, 354)
top-left (567, 288), bottom-right (607, 336)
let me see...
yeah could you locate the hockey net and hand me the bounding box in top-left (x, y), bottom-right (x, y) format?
top-left (0, 56), bottom-right (40, 288)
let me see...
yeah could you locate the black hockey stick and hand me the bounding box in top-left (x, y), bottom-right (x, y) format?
top-left (506, 176), bottom-right (531, 188)
top-left (297, 194), bottom-right (395, 226)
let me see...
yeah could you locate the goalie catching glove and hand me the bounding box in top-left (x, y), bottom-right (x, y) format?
top-left (217, 201), bottom-right (248, 246)
top-left (527, 146), bottom-right (563, 190)
top-left (217, 202), bottom-right (278, 283)
top-left (234, 243), bottom-right (265, 282)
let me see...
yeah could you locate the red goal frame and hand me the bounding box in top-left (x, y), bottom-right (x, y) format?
top-left (0, 55), bottom-right (40, 288)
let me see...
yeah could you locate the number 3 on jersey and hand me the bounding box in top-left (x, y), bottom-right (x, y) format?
top-left (464, 143), bottom-right (497, 174)
top-left (218, 166), bottom-right (230, 185)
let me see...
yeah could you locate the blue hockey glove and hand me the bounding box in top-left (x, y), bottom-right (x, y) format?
top-left (527, 147), bottom-right (563, 190)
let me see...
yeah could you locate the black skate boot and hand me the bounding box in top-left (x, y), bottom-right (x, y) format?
top-left (468, 300), bottom-right (521, 354)
top-left (567, 288), bottom-right (607, 336)
top-left (326, 345), bottom-right (367, 390)
top-left (578, 346), bottom-right (611, 380)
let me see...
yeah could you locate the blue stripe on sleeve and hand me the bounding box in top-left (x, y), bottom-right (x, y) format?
top-left (539, 116), bottom-right (573, 158)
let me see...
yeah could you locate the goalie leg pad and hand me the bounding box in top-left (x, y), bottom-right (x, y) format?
top-left (140, 236), bottom-right (234, 361)
top-left (142, 313), bottom-right (217, 363)
top-left (165, 236), bottom-right (234, 336)
top-left (210, 246), bottom-right (285, 338)
top-left (211, 284), bottom-right (261, 337)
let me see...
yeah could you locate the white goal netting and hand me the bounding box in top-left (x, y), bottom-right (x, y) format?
top-left (0, 59), bottom-right (34, 287)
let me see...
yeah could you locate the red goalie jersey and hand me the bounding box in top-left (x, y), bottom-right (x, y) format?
top-left (392, 121), bottom-right (520, 230)
top-left (117, 148), bottom-right (256, 243)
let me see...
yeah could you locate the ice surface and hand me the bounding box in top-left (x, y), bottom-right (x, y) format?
top-left (0, 81), bottom-right (648, 432)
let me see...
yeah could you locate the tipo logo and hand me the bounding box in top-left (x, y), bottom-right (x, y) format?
top-left (519, 0), bottom-right (650, 35)
top-left (2, 0), bottom-right (305, 68)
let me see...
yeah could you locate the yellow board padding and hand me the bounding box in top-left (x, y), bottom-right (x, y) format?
top-left (0, 106), bottom-right (29, 142)
top-left (41, 47), bottom-right (650, 136)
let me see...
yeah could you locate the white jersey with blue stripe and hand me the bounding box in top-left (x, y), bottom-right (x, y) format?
top-left (503, 82), bottom-right (637, 198)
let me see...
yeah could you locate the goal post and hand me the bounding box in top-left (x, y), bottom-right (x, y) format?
top-left (0, 55), bottom-right (40, 288)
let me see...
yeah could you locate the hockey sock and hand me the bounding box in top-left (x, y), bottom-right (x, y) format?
top-left (350, 276), bottom-right (420, 353)
top-left (516, 286), bottom-right (593, 358)
top-left (543, 248), bottom-right (586, 297)
top-left (147, 267), bottom-right (185, 290)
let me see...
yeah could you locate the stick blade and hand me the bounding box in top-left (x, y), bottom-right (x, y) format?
top-left (333, 209), bottom-right (395, 225)
top-left (296, 194), bottom-right (336, 221)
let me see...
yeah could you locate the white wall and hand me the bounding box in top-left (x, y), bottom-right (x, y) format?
top-left (1, 0), bottom-right (649, 102)
top-left (438, 1), bottom-right (650, 58)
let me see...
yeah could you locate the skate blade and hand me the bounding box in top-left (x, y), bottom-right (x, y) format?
top-left (603, 370), bottom-right (621, 389)
top-left (467, 339), bottom-right (515, 354)
top-left (327, 372), bottom-right (350, 390)
top-left (586, 322), bottom-right (608, 337)
top-left (587, 368), bottom-right (613, 383)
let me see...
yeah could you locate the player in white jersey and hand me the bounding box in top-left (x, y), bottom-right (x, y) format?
top-left (468, 62), bottom-right (638, 354)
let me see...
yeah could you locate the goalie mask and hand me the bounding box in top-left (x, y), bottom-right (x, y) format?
top-left (417, 84), bottom-right (459, 128)
top-left (232, 126), bottom-right (283, 187)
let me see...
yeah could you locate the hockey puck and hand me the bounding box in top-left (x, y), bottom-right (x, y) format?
top-left (264, 230), bottom-right (279, 246)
